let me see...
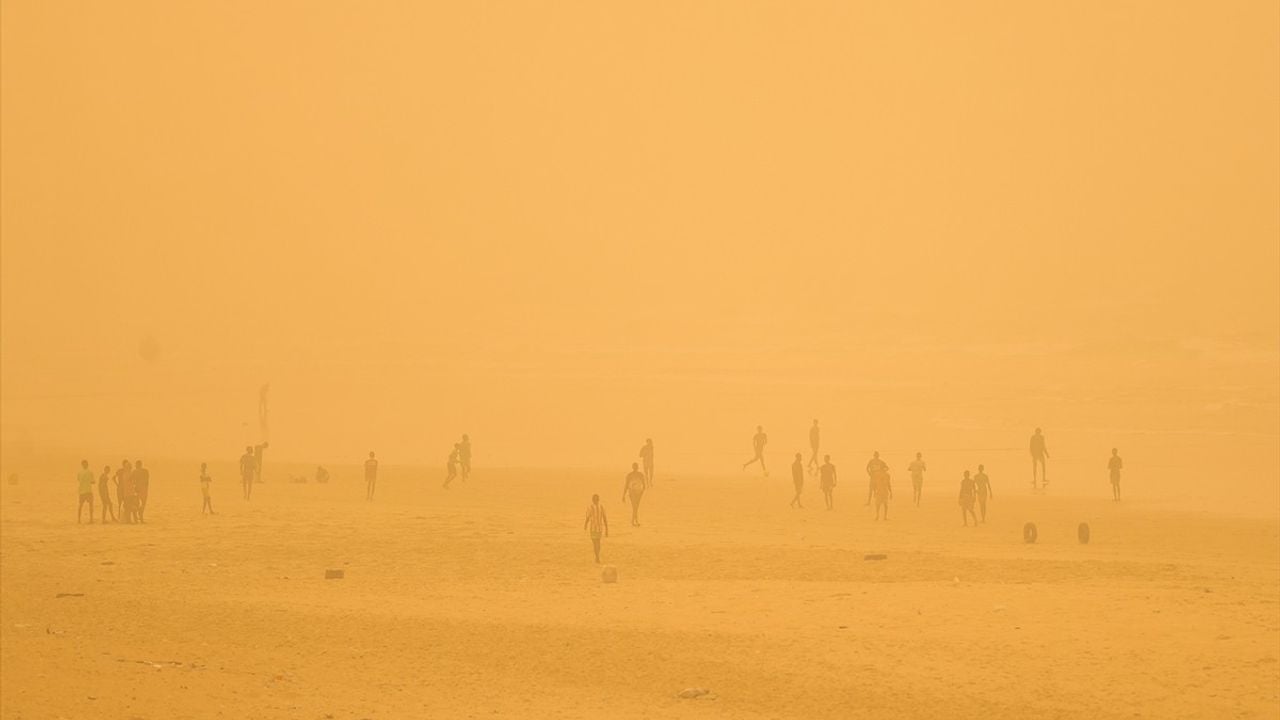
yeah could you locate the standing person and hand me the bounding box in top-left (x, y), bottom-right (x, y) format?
top-left (1030, 428), bottom-right (1049, 490)
top-left (114, 460), bottom-right (133, 519)
top-left (808, 419), bottom-right (821, 474)
top-left (1108, 448), bottom-right (1123, 501)
top-left (819, 454), bottom-right (837, 510)
top-left (459, 434), bottom-right (472, 481)
top-left (871, 467), bottom-right (893, 521)
top-left (638, 438), bottom-right (655, 488)
top-left (118, 463), bottom-right (138, 524)
top-left (973, 464), bottom-right (993, 522)
top-left (443, 444), bottom-right (460, 489)
top-left (76, 460), bottom-right (95, 524)
top-left (907, 452), bottom-right (927, 507)
top-left (583, 494), bottom-right (609, 563)
top-left (789, 452), bottom-right (805, 508)
top-left (742, 425), bottom-right (769, 475)
top-left (98, 464), bottom-right (116, 523)
top-left (200, 463), bottom-right (215, 515)
top-left (239, 446), bottom-right (256, 500)
top-left (958, 470), bottom-right (978, 527)
top-left (132, 460), bottom-right (150, 523)
top-left (865, 451), bottom-right (888, 505)
top-left (364, 451), bottom-right (378, 500)
top-left (622, 462), bottom-right (646, 526)
top-left (253, 442), bottom-right (269, 485)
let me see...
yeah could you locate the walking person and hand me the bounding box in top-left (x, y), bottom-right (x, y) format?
top-left (583, 494), bottom-right (609, 563)
top-left (819, 455), bottom-right (837, 511)
top-left (622, 462), bottom-right (646, 526)
top-left (1108, 448), bottom-right (1123, 501)
top-left (98, 464), bottom-right (116, 523)
top-left (364, 451), bottom-right (378, 500)
top-left (239, 446), bottom-right (256, 500)
top-left (789, 452), bottom-right (805, 508)
top-left (959, 470), bottom-right (978, 527)
top-left (132, 460), bottom-right (150, 523)
top-left (200, 463), bottom-right (215, 515)
top-left (1030, 428), bottom-right (1049, 490)
top-left (973, 464), bottom-right (993, 522)
top-left (76, 460), bottom-right (95, 524)
top-left (907, 452), bottom-right (926, 507)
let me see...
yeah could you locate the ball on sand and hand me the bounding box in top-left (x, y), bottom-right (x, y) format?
top-left (602, 565), bottom-right (618, 583)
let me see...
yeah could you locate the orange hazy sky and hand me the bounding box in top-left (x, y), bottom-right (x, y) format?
top-left (2, 2), bottom-right (1277, 474)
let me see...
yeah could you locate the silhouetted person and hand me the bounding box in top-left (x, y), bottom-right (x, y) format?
top-left (253, 442), bottom-right (269, 485)
top-left (907, 452), bottom-right (926, 507)
top-left (1108, 448), bottom-right (1123, 501)
top-left (742, 425), bottom-right (769, 475)
top-left (974, 464), bottom-right (993, 522)
top-left (622, 462), bottom-right (646, 526)
top-left (789, 453), bottom-right (804, 508)
top-left (958, 470), bottom-right (978, 526)
top-left (114, 460), bottom-right (132, 518)
top-left (583, 494), bottom-right (609, 563)
top-left (808, 419), bottom-right (821, 473)
top-left (819, 455), bottom-right (837, 510)
top-left (200, 462), bottom-right (215, 515)
top-left (639, 438), bottom-right (655, 488)
top-left (118, 462), bottom-right (139, 524)
top-left (871, 466), bottom-right (892, 521)
top-left (98, 465), bottom-right (116, 523)
top-left (865, 451), bottom-right (887, 505)
top-left (365, 452), bottom-right (379, 500)
top-left (239, 446), bottom-right (256, 500)
top-left (258, 383), bottom-right (270, 438)
top-left (1030, 428), bottom-right (1049, 489)
top-left (132, 460), bottom-right (150, 523)
top-left (459, 434), bottom-right (472, 481)
top-left (444, 444), bottom-right (460, 488)
top-left (77, 460), bottom-right (95, 524)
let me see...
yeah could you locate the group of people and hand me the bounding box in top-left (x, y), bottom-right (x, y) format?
top-left (76, 458), bottom-right (150, 524)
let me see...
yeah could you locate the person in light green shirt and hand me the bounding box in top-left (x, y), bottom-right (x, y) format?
top-left (77, 460), bottom-right (95, 524)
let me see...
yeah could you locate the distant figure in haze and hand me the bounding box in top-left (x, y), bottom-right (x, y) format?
top-left (639, 438), bottom-right (655, 488)
top-left (583, 494), bottom-right (609, 563)
top-left (1030, 428), bottom-right (1049, 489)
top-left (865, 451), bottom-right (888, 505)
top-left (132, 460), bottom-right (150, 523)
top-left (974, 464), bottom-right (993, 522)
top-left (200, 463), bottom-right (215, 515)
top-left (622, 462), bottom-right (646, 526)
top-left (808, 420), bottom-right (821, 474)
top-left (315, 465), bottom-right (330, 484)
top-left (958, 470), bottom-right (978, 527)
top-left (118, 462), bottom-right (139, 524)
top-left (114, 460), bottom-right (132, 519)
top-left (907, 452), bottom-right (927, 507)
top-left (253, 442), bottom-right (269, 485)
top-left (444, 444), bottom-right (461, 489)
top-left (459, 434), bottom-right (473, 481)
top-left (239, 446), bottom-right (256, 500)
top-left (98, 464), bottom-right (116, 523)
top-left (77, 460), bottom-right (95, 524)
top-left (742, 425), bottom-right (769, 475)
top-left (1108, 448), bottom-right (1123, 501)
top-left (789, 453), bottom-right (805, 508)
top-left (819, 454), bottom-right (837, 510)
top-left (871, 466), bottom-right (892, 521)
top-left (258, 383), bottom-right (270, 439)
top-left (364, 451), bottom-right (378, 500)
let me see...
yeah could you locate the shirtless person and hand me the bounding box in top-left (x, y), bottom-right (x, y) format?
top-left (364, 451), bottom-right (379, 500)
top-left (808, 420), bottom-right (821, 474)
top-left (907, 452), bottom-right (926, 507)
top-left (638, 438), bottom-right (655, 488)
top-left (132, 460), bottom-right (150, 523)
top-left (583, 494), bottom-right (609, 563)
top-left (1030, 428), bottom-right (1049, 489)
top-left (789, 452), bottom-right (805, 508)
top-left (200, 462), bottom-right (215, 515)
top-left (865, 451), bottom-right (888, 505)
top-left (76, 460), bottom-right (95, 524)
top-left (742, 425), bottom-right (769, 475)
top-left (443, 444), bottom-right (460, 488)
top-left (958, 470), bottom-right (978, 527)
top-left (622, 462), bottom-right (646, 527)
top-left (871, 466), bottom-right (892, 521)
top-left (98, 464), bottom-right (116, 523)
top-left (819, 455), bottom-right (837, 511)
top-left (1108, 448), bottom-right (1123, 501)
top-left (973, 464), bottom-right (993, 522)
top-left (239, 446), bottom-right (256, 500)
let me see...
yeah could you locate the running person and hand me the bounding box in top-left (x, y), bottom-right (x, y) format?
top-left (1030, 428), bottom-right (1049, 489)
top-left (907, 452), bottom-right (926, 507)
top-left (444, 444), bottom-right (460, 488)
top-left (819, 455), bottom-right (837, 510)
top-left (871, 466), bottom-right (892, 521)
top-left (583, 494), bottom-right (609, 563)
top-left (789, 452), bottom-right (804, 508)
top-left (200, 463), bottom-right (215, 515)
top-left (808, 420), bottom-right (820, 474)
top-left (364, 451), bottom-right (378, 500)
top-left (76, 460), bottom-right (95, 524)
top-left (742, 425), bottom-right (769, 475)
top-left (622, 462), bottom-right (646, 526)
top-left (1108, 448), bottom-right (1123, 501)
top-left (958, 470), bottom-right (978, 527)
top-left (459, 434), bottom-right (472, 481)
top-left (973, 464), bottom-right (993, 522)
top-left (98, 464), bottom-right (116, 523)
top-left (639, 438), bottom-right (655, 488)
top-left (865, 451), bottom-right (888, 505)
top-left (239, 446), bottom-right (256, 500)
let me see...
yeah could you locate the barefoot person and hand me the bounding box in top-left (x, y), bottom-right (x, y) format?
top-left (364, 451), bottom-right (378, 500)
top-left (742, 425), bottom-right (769, 475)
top-left (118, 463), bottom-right (139, 524)
top-left (1108, 448), bottom-right (1123, 501)
top-left (1030, 428), bottom-right (1049, 489)
top-left (872, 466), bottom-right (892, 521)
top-left (98, 464), bottom-right (116, 523)
top-left (76, 460), bottom-right (95, 524)
top-left (239, 446), bottom-right (256, 500)
top-left (200, 463), bottom-right (215, 515)
top-left (959, 470), bottom-right (978, 527)
top-left (789, 452), bottom-right (805, 508)
top-left (583, 494), bottom-right (609, 563)
top-left (132, 460), bottom-right (150, 523)
top-left (808, 419), bottom-right (821, 474)
top-left (907, 452), bottom-right (926, 507)
top-left (864, 451), bottom-right (888, 505)
top-left (443, 444), bottom-right (460, 488)
top-left (622, 462), bottom-right (646, 526)
top-left (253, 442), bottom-right (269, 485)
top-left (114, 460), bottom-right (132, 518)
top-left (639, 438), bottom-right (655, 488)
top-left (819, 455), bottom-right (837, 510)
top-left (974, 464), bottom-right (993, 522)
top-left (459, 434), bottom-right (472, 481)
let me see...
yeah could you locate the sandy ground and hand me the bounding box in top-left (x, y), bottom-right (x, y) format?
top-left (2, 462), bottom-right (1278, 719)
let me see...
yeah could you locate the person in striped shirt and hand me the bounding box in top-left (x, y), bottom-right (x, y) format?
top-left (583, 494), bottom-right (609, 563)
